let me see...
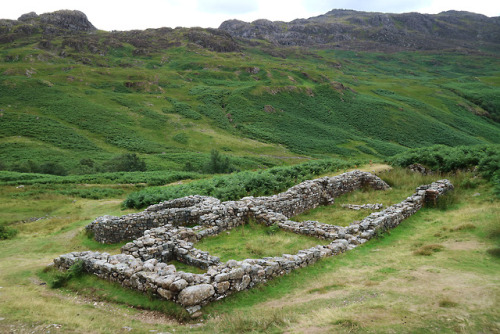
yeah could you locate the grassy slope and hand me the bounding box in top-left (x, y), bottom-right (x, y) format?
top-left (0, 32), bottom-right (499, 172)
top-left (0, 167), bottom-right (498, 333)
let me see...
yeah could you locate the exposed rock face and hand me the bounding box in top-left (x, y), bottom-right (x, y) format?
top-left (0, 10), bottom-right (96, 38)
top-left (220, 9), bottom-right (500, 51)
top-left (186, 28), bottom-right (240, 52)
top-left (0, 10), bottom-right (240, 54)
top-left (18, 12), bottom-right (38, 22)
top-left (39, 10), bottom-right (96, 32)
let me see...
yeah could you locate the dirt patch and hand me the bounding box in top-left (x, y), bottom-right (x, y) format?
top-left (130, 309), bottom-right (178, 325)
top-left (441, 240), bottom-right (483, 251)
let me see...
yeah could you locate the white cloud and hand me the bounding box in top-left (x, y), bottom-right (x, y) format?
top-left (197, 0), bottom-right (258, 14)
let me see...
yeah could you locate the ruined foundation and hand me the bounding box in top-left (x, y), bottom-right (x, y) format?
top-left (54, 170), bottom-right (453, 316)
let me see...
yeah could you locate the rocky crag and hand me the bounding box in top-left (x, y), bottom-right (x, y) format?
top-left (54, 171), bottom-right (453, 316)
top-left (1, 9), bottom-right (499, 52)
top-left (220, 10), bottom-right (500, 51)
top-left (1, 10), bottom-right (96, 35)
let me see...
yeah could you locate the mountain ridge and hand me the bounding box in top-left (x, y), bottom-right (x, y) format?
top-left (219, 9), bottom-right (500, 51)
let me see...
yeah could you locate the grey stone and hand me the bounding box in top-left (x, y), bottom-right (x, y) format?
top-left (157, 288), bottom-right (173, 300)
top-left (170, 279), bottom-right (188, 292)
top-left (215, 281), bottom-right (230, 293)
top-left (178, 284), bottom-right (215, 306)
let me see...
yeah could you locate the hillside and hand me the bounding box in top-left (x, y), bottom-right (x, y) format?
top-left (0, 9), bottom-right (499, 175)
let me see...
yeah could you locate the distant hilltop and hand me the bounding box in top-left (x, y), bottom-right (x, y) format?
top-left (219, 9), bottom-right (500, 51)
top-left (0, 10), bottom-right (96, 34)
top-left (1, 9), bottom-right (499, 51)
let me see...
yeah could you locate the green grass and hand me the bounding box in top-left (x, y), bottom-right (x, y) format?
top-left (196, 220), bottom-right (330, 262)
top-left (39, 267), bottom-right (190, 320)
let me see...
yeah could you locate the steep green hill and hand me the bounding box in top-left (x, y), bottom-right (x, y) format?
top-left (0, 10), bottom-right (499, 175)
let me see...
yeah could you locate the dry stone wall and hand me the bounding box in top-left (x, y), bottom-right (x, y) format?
top-left (54, 171), bottom-right (453, 316)
top-left (86, 170), bottom-right (389, 244)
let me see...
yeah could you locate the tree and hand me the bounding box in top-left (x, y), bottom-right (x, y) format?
top-left (204, 149), bottom-right (233, 174)
top-left (40, 162), bottom-right (67, 176)
top-left (103, 153), bottom-right (146, 172)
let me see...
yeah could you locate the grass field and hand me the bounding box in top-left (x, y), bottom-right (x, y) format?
top-left (0, 166), bottom-right (498, 333)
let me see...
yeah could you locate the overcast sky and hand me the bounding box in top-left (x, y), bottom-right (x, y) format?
top-left (2, 0), bottom-right (499, 31)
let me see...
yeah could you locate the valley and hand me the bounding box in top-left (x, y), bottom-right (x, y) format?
top-left (0, 8), bottom-right (499, 333)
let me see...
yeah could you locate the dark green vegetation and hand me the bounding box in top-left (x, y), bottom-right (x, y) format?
top-left (123, 158), bottom-right (353, 208)
top-left (48, 259), bottom-right (85, 288)
top-left (389, 144), bottom-right (500, 196)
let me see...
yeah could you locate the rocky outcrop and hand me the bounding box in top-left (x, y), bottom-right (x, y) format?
top-left (0, 10), bottom-right (96, 40)
top-left (38, 10), bottom-right (96, 32)
top-left (220, 10), bottom-right (500, 51)
top-left (54, 172), bottom-right (453, 315)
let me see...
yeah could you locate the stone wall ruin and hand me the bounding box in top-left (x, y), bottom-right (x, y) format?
top-left (53, 170), bottom-right (453, 317)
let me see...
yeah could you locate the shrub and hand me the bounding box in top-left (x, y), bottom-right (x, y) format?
top-left (204, 149), bottom-right (234, 174)
top-left (0, 225), bottom-right (18, 240)
top-left (172, 133), bottom-right (189, 144)
top-left (123, 158), bottom-right (353, 209)
top-left (266, 223), bottom-right (280, 235)
top-left (80, 158), bottom-right (95, 168)
top-left (11, 160), bottom-right (40, 173)
top-left (487, 248), bottom-right (500, 258)
top-left (102, 153), bottom-right (146, 172)
top-left (40, 162), bottom-right (67, 176)
top-left (50, 260), bottom-right (85, 288)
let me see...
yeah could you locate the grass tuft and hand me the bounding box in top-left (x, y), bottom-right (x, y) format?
top-left (332, 318), bottom-right (361, 330)
top-left (451, 223), bottom-right (476, 232)
top-left (439, 299), bottom-right (458, 308)
top-left (413, 244), bottom-right (444, 256)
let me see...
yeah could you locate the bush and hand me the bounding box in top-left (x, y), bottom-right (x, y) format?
top-left (11, 160), bottom-right (40, 173)
top-left (389, 144), bottom-right (499, 174)
top-left (123, 158), bottom-right (354, 209)
top-left (40, 162), bottom-right (67, 176)
top-left (172, 133), bottom-right (189, 144)
top-left (389, 145), bottom-right (500, 194)
top-left (50, 260), bottom-right (85, 288)
top-left (0, 225), bottom-right (18, 240)
top-left (266, 224), bottom-right (280, 235)
top-left (102, 153), bottom-right (146, 172)
top-left (204, 149), bottom-right (234, 174)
